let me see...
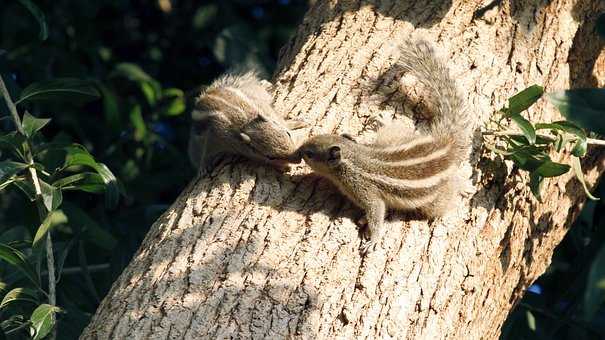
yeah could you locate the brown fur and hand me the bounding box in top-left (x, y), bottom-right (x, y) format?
top-left (188, 72), bottom-right (304, 170)
top-left (292, 39), bottom-right (472, 253)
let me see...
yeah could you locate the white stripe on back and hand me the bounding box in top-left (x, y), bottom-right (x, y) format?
top-left (205, 94), bottom-right (246, 116)
top-left (374, 144), bottom-right (451, 167)
top-left (373, 135), bottom-right (435, 154)
top-left (348, 161), bottom-right (454, 189)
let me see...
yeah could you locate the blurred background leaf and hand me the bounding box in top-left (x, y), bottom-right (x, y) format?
top-left (0, 1), bottom-right (308, 338)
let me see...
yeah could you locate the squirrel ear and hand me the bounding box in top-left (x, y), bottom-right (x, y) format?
top-left (256, 114), bottom-right (269, 122)
top-left (327, 145), bottom-right (341, 166)
top-left (239, 133), bottom-right (252, 144)
top-left (285, 119), bottom-right (307, 130)
top-left (341, 133), bottom-right (356, 142)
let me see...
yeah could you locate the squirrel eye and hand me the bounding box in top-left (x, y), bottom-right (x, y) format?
top-left (286, 130), bottom-right (292, 138)
top-left (256, 114), bottom-right (269, 123)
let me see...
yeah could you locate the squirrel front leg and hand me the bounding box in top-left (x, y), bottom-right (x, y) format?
top-left (360, 198), bottom-right (386, 254)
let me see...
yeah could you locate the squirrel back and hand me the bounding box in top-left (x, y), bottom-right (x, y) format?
top-left (189, 72), bottom-right (299, 170)
top-left (293, 38), bottom-right (472, 252)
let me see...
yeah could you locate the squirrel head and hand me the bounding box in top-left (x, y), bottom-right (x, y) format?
top-left (238, 113), bottom-right (297, 167)
top-left (293, 134), bottom-right (356, 175)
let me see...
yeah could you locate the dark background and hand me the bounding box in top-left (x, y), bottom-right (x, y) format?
top-left (0, 1), bottom-right (604, 339)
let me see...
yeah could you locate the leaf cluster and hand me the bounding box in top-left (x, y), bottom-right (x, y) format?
top-left (487, 86), bottom-right (605, 201)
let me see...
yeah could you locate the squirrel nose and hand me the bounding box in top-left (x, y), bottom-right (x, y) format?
top-left (286, 151), bottom-right (303, 164)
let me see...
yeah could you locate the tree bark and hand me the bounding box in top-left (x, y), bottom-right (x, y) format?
top-left (81, 1), bottom-right (605, 339)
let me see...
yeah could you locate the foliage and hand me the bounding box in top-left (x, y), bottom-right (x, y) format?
top-left (0, 68), bottom-right (119, 337)
top-left (1, 0), bottom-right (604, 339)
top-left (0, 0), bottom-right (306, 339)
top-left (485, 86), bottom-right (603, 201)
top-left (492, 87), bottom-right (605, 339)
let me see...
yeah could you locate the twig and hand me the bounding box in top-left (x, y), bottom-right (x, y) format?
top-left (0, 74), bottom-right (57, 340)
top-left (42, 263), bottom-right (110, 276)
top-left (4, 321), bottom-right (32, 335)
top-left (0, 75), bottom-right (23, 134)
top-left (483, 130), bottom-right (605, 146)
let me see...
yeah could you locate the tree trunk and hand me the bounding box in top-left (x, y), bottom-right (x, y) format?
top-left (81, 1), bottom-right (605, 339)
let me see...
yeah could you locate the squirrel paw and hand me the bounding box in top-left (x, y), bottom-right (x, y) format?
top-left (360, 239), bottom-right (377, 255)
top-left (367, 115), bottom-right (389, 129)
top-left (460, 180), bottom-right (476, 198)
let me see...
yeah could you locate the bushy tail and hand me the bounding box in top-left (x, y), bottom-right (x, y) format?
top-left (395, 39), bottom-right (471, 142)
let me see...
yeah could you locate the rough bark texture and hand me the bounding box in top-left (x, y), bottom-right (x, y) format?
top-left (81, 1), bottom-right (605, 339)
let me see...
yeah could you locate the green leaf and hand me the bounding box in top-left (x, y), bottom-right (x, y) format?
top-left (193, 4), bottom-right (218, 29)
top-left (16, 78), bottom-right (101, 105)
top-left (129, 105), bottom-right (146, 141)
top-left (509, 147), bottom-right (548, 172)
top-left (139, 82), bottom-right (157, 105)
top-left (63, 145), bottom-right (97, 169)
top-left (525, 310), bottom-right (536, 331)
top-left (0, 287), bottom-right (38, 309)
top-left (39, 180), bottom-right (62, 212)
top-left (0, 132), bottom-right (27, 160)
top-left (32, 211), bottom-right (66, 249)
top-left (484, 143), bottom-right (514, 156)
top-left (62, 145), bottom-right (120, 207)
top-left (529, 172), bottom-right (544, 202)
top-left (534, 160), bottom-right (570, 178)
top-left (0, 161), bottom-right (28, 182)
top-left (584, 243), bottom-right (605, 320)
top-left (535, 120), bottom-right (587, 138)
top-left (95, 163), bottom-right (119, 208)
top-left (158, 96), bottom-right (185, 116)
top-left (571, 136), bottom-right (587, 157)
top-left (22, 112), bottom-right (51, 138)
top-left (29, 304), bottom-right (60, 340)
top-left (571, 156), bottom-right (599, 200)
top-left (0, 226), bottom-right (31, 245)
top-left (111, 63), bottom-right (152, 82)
top-left (0, 243), bottom-right (39, 287)
top-left (158, 88), bottom-right (185, 116)
top-left (53, 172), bottom-right (105, 193)
top-left (509, 113), bottom-right (536, 145)
top-left (13, 180), bottom-right (36, 201)
top-left (17, 0), bottom-right (48, 40)
top-left (507, 85), bottom-right (544, 115)
top-left (546, 89), bottom-right (605, 135)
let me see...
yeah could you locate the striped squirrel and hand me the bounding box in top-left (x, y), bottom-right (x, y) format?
top-left (188, 72), bottom-right (304, 171)
top-left (292, 39), bottom-right (472, 253)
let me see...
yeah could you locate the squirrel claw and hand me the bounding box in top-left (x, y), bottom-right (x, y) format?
top-left (360, 239), bottom-right (377, 255)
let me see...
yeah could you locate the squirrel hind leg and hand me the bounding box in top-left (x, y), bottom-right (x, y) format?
top-left (419, 178), bottom-right (461, 218)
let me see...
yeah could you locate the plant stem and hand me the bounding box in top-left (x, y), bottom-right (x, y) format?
top-left (0, 74), bottom-right (56, 340)
top-left (483, 130), bottom-right (605, 146)
top-left (4, 321), bottom-right (33, 335)
top-left (0, 75), bottom-right (23, 134)
top-left (42, 263), bottom-right (111, 276)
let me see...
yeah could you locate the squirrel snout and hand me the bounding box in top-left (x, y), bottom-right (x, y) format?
top-left (286, 151), bottom-right (303, 164)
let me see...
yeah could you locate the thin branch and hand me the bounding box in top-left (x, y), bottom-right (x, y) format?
top-left (483, 130), bottom-right (605, 146)
top-left (0, 74), bottom-right (57, 340)
top-left (0, 75), bottom-right (23, 134)
top-left (42, 263), bottom-right (110, 276)
top-left (4, 321), bottom-right (33, 335)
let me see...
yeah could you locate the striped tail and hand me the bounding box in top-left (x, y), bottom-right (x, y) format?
top-left (395, 39), bottom-right (471, 144)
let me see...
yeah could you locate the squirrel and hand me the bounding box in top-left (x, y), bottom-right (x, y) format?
top-left (188, 72), bottom-right (304, 171)
top-left (291, 39), bottom-right (473, 253)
